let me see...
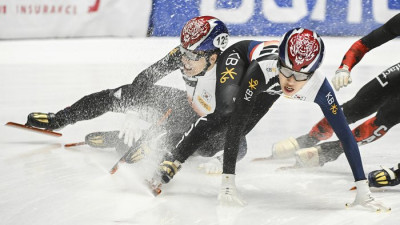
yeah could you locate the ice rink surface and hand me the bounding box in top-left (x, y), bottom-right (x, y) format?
top-left (1, 36), bottom-right (400, 225)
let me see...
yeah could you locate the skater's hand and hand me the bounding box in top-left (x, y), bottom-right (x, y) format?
top-left (346, 180), bottom-right (391, 212)
top-left (218, 174), bottom-right (247, 207)
top-left (119, 111), bottom-right (150, 147)
top-left (332, 65), bottom-right (352, 91)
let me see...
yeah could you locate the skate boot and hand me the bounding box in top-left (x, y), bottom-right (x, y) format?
top-left (158, 158), bottom-right (182, 184)
top-left (26, 112), bottom-right (66, 130)
top-left (123, 143), bottom-right (151, 163)
top-left (85, 131), bottom-right (120, 148)
top-left (368, 164), bottom-right (400, 188)
top-left (145, 157), bottom-right (182, 196)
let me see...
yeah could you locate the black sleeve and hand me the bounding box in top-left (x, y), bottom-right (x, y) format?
top-left (223, 61), bottom-right (268, 174)
top-left (361, 13), bottom-right (400, 50)
top-left (214, 40), bottom-right (252, 116)
top-left (172, 112), bottom-right (231, 163)
top-left (131, 46), bottom-right (181, 90)
top-left (243, 93), bottom-right (280, 134)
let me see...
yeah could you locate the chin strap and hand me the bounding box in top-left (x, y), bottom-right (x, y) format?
top-left (194, 54), bottom-right (213, 77)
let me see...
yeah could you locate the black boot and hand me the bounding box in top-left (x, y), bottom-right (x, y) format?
top-left (26, 112), bottom-right (66, 130)
top-left (85, 131), bottom-right (120, 148)
top-left (368, 164), bottom-right (400, 187)
top-left (157, 154), bottom-right (182, 184)
top-left (85, 131), bottom-right (134, 156)
top-left (122, 143), bottom-right (151, 163)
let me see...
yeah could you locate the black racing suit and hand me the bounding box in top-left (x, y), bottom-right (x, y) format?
top-left (343, 63), bottom-right (400, 129)
top-left (55, 47), bottom-right (195, 133)
top-left (171, 40), bottom-right (279, 166)
top-left (51, 46), bottom-right (247, 159)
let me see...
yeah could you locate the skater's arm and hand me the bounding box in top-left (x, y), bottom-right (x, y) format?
top-left (131, 47), bottom-right (181, 90)
top-left (314, 79), bottom-right (366, 181)
top-left (340, 13), bottom-right (400, 71)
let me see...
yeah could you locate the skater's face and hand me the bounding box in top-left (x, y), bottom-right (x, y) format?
top-left (180, 46), bottom-right (217, 76)
top-left (278, 62), bottom-right (311, 96)
top-left (181, 54), bottom-right (208, 76)
top-left (278, 72), bottom-right (307, 96)
top-left (279, 65), bottom-right (312, 81)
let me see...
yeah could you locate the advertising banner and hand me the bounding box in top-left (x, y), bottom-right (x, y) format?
top-left (150, 0), bottom-right (400, 37)
top-left (0, 0), bottom-right (152, 39)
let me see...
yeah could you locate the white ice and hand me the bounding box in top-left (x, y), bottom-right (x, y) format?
top-left (1, 36), bottom-right (399, 225)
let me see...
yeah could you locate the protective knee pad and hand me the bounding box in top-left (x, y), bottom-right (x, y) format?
top-left (271, 137), bottom-right (299, 159)
top-left (294, 147), bottom-right (320, 167)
